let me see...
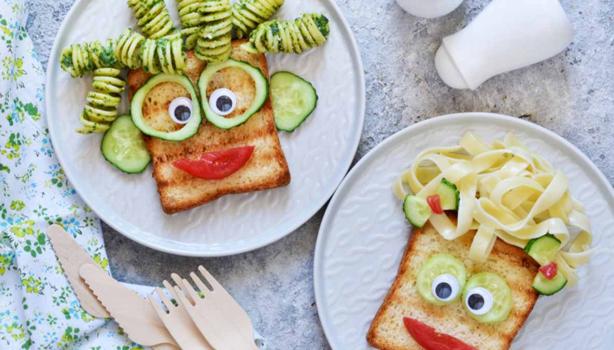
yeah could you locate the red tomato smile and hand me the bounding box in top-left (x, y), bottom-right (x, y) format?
top-left (173, 146), bottom-right (255, 180)
top-left (403, 317), bottom-right (477, 350)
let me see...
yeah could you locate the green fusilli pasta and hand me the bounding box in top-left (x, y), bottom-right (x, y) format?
top-left (114, 29), bottom-right (146, 69)
top-left (60, 39), bottom-right (118, 77)
top-left (127, 0), bottom-right (175, 39)
top-left (194, 0), bottom-right (233, 63)
top-left (249, 13), bottom-right (329, 54)
top-left (77, 68), bottom-right (126, 134)
top-left (232, 0), bottom-right (284, 39)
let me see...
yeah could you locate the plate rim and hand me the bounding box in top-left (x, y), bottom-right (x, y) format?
top-left (45, 0), bottom-right (366, 257)
top-left (313, 112), bottom-right (614, 349)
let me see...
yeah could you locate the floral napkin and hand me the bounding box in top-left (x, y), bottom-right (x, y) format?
top-left (0, 1), bottom-right (145, 348)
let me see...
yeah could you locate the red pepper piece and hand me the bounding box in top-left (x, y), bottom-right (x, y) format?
top-left (427, 194), bottom-right (444, 214)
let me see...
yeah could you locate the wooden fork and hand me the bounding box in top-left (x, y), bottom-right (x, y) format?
top-left (171, 266), bottom-right (258, 350)
top-left (149, 280), bottom-right (213, 350)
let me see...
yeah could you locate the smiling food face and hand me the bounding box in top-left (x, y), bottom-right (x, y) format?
top-left (367, 222), bottom-right (539, 350)
top-left (127, 40), bottom-right (290, 214)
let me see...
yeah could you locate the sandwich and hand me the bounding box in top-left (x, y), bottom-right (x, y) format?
top-left (127, 40), bottom-right (290, 214)
top-left (367, 222), bottom-right (539, 350)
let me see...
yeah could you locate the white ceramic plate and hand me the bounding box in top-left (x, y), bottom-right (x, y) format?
top-left (46, 0), bottom-right (364, 256)
top-left (314, 113), bottom-right (614, 349)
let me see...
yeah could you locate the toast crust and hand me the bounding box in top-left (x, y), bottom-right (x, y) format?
top-left (128, 40), bottom-right (290, 214)
top-left (367, 224), bottom-right (539, 350)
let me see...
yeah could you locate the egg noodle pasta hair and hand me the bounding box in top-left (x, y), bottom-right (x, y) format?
top-left (393, 132), bottom-right (592, 285)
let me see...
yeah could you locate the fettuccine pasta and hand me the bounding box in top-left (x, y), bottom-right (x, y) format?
top-left (394, 132), bottom-right (592, 285)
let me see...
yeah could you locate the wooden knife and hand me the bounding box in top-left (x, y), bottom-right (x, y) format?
top-left (47, 225), bottom-right (177, 349)
top-left (46, 224), bottom-right (110, 318)
top-left (79, 263), bottom-right (178, 348)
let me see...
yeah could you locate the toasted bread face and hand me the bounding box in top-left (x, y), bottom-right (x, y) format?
top-left (128, 40), bottom-right (290, 214)
top-left (367, 224), bottom-right (539, 350)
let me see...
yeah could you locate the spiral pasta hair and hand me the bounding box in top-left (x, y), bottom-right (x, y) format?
top-left (114, 29), bottom-right (146, 69)
top-left (194, 0), bottom-right (233, 63)
top-left (60, 39), bottom-right (118, 77)
top-left (77, 68), bottom-right (126, 134)
top-left (249, 13), bottom-right (330, 54)
top-left (231, 0), bottom-right (284, 39)
top-left (141, 34), bottom-right (187, 74)
top-left (176, 0), bottom-right (206, 49)
top-left (127, 0), bottom-right (175, 39)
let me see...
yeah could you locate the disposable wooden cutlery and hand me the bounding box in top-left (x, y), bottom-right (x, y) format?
top-left (171, 266), bottom-right (259, 350)
top-left (79, 263), bottom-right (178, 349)
top-left (149, 280), bottom-right (213, 350)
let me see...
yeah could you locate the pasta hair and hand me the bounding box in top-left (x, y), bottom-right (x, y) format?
top-left (231, 0), bottom-right (284, 39)
top-left (249, 13), bottom-right (329, 54)
top-left (127, 0), bottom-right (176, 39)
top-left (77, 68), bottom-right (125, 134)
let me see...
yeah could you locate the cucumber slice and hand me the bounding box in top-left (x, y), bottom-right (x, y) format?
top-left (403, 195), bottom-right (432, 228)
top-left (199, 59), bottom-right (268, 129)
top-left (131, 74), bottom-right (201, 141)
top-left (463, 272), bottom-right (512, 324)
top-left (101, 115), bottom-right (151, 174)
top-left (270, 71), bottom-right (318, 132)
top-left (524, 234), bottom-right (561, 265)
top-left (436, 178), bottom-right (459, 210)
top-left (532, 270), bottom-right (567, 296)
top-left (417, 254), bottom-right (467, 305)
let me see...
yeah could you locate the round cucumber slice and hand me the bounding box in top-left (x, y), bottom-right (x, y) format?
top-left (101, 115), bottom-right (151, 174)
top-left (198, 59), bottom-right (268, 129)
top-left (462, 272), bottom-right (512, 324)
top-left (417, 254), bottom-right (467, 305)
top-left (271, 71), bottom-right (318, 132)
top-left (131, 74), bottom-right (201, 141)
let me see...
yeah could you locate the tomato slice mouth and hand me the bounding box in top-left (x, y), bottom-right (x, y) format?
top-left (173, 145), bottom-right (255, 180)
top-left (403, 317), bottom-right (477, 350)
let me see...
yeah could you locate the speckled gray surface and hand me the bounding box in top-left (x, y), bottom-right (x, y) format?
top-left (26, 0), bottom-right (613, 348)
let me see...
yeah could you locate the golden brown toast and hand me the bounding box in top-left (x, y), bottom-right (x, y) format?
top-left (128, 40), bottom-right (290, 214)
top-left (367, 223), bottom-right (539, 350)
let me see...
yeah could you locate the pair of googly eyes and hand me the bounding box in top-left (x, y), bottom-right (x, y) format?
top-left (431, 274), bottom-right (494, 316)
top-left (168, 88), bottom-right (237, 124)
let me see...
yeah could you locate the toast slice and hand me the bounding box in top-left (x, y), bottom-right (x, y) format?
top-left (367, 223), bottom-right (539, 350)
top-left (128, 40), bottom-right (290, 214)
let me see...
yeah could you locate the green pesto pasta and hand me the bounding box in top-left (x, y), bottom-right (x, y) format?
top-left (127, 0), bottom-right (175, 39)
top-left (144, 34), bottom-right (187, 74)
top-left (231, 0), bottom-right (284, 39)
top-left (177, 0), bottom-right (206, 49)
top-left (77, 68), bottom-right (126, 134)
top-left (194, 0), bottom-right (233, 63)
top-left (249, 13), bottom-right (330, 54)
top-left (60, 39), bottom-right (118, 77)
top-left (114, 29), bottom-right (146, 69)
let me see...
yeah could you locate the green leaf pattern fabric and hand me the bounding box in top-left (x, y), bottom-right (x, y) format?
top-left (0, 1), bottom-right (145, 349)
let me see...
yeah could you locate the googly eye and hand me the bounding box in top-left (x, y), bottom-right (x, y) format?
top-left (209, 88), bottom-right (237, 116)
top-left (464, 287), bottom-right (494, 316)
top-left (431, 274), bottom-right (461, 302)
top-left (168, 97), bottom-right (193, 124)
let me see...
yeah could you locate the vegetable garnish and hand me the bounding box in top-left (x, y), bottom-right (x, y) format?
top-left (403, 317), bottom-right (477, 350)
top-left (393, 132), bottom-right (592, 287)
top-left (173, 146), bottom-right (255, 180)
top-left (426, 194), bottom-right (444, 214)
top-left (539, 262), bottom-right (558, 280)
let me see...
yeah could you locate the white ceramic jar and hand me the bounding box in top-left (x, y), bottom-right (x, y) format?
top-left (435, 0), bottom-right (574, 90)
top-left (395, 0), bottom-right (464, 19)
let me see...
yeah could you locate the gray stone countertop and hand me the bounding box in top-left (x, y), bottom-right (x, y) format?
top-left (26, 0), bottom-right (613, 349)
